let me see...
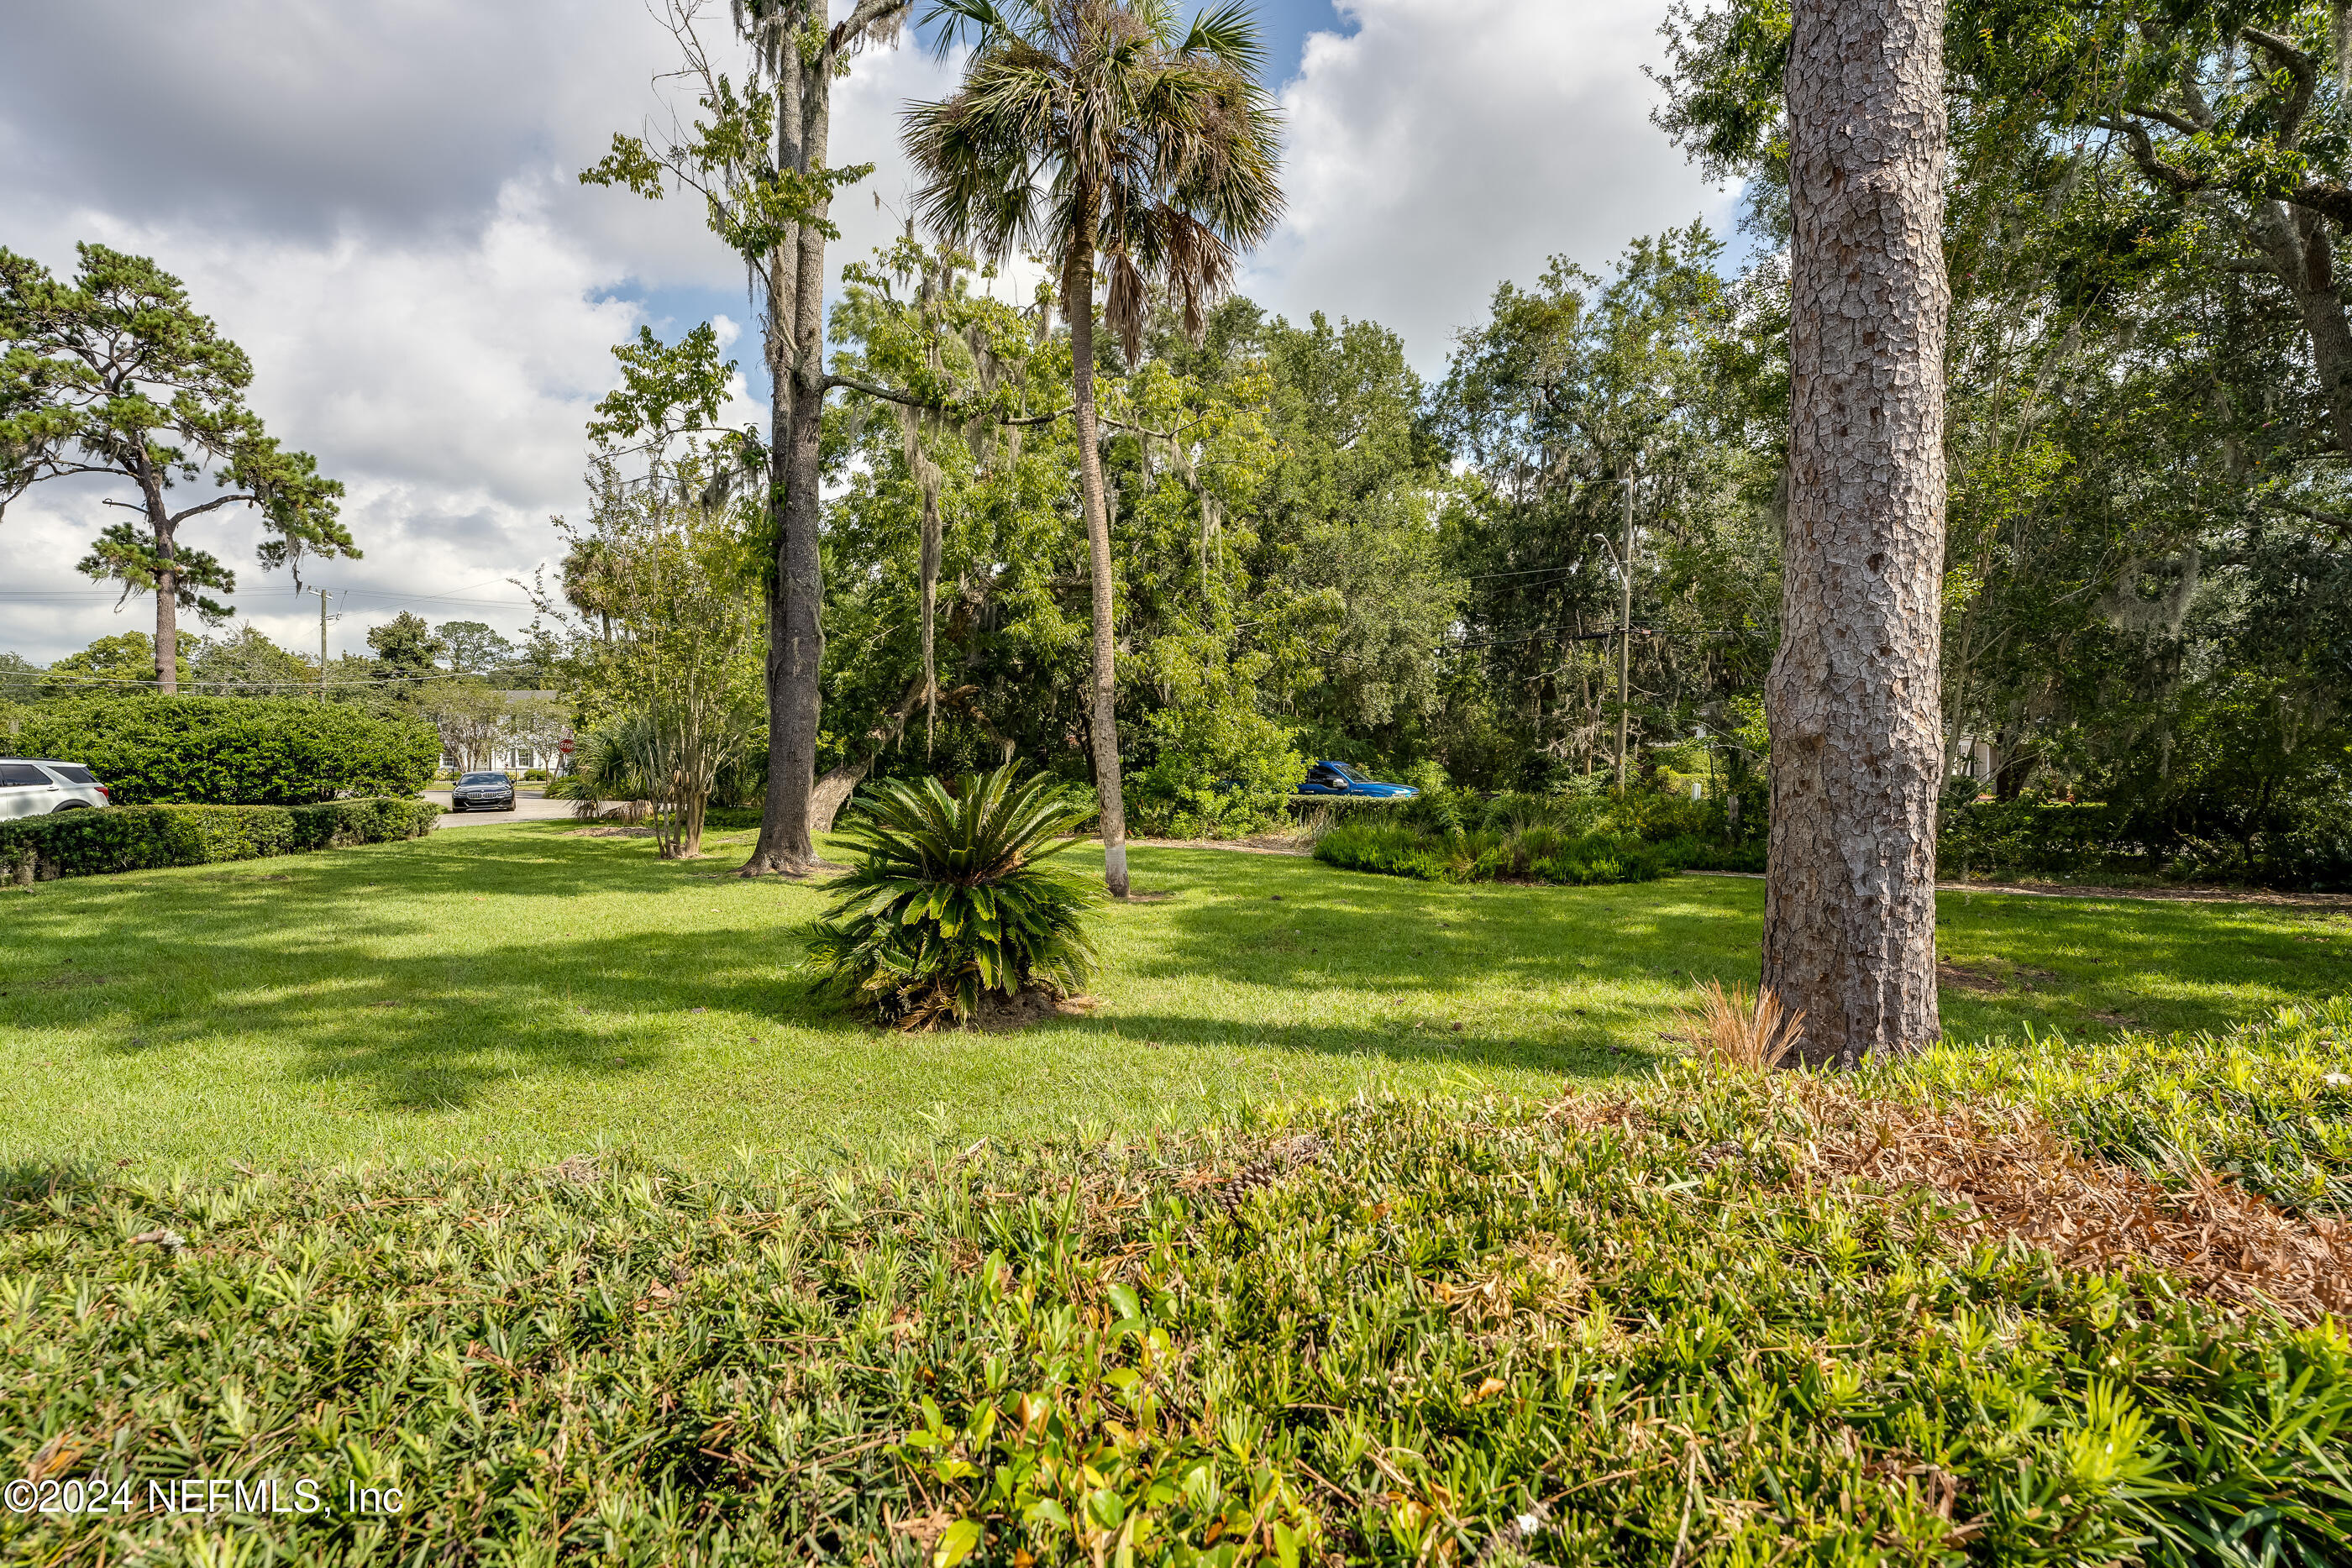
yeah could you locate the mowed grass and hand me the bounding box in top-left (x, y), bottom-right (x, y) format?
top-left (3, 821), bottom-right (2346, 1173)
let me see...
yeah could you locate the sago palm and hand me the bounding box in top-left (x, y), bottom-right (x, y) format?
top-left (803, 764), bottom-right (1101, 1028)
top-left (902, 0), bottom-right (1283, 897)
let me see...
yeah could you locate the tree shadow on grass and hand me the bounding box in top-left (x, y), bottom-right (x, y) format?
top-left (1110, 848), bottom-right (2349, 1047)
top-left (5, 835), bottom-right (2340, 1134)
top-left (1, 831), bottom-right (826, 1114)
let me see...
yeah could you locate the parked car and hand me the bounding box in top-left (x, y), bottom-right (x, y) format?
top-left (449, 771), bottom-right (517, 812)
top-left (1297, 760), bottom-right (1419, 799)
top-left (0, 758), bottom-right (111, 819)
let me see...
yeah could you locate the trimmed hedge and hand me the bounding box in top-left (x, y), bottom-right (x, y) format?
top-left (8, 695), bottom-right (441, 805)
top-left (0, 799), bottom-right (438, 880)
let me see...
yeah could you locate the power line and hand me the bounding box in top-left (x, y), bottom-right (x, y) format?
top-left (0, 585), bottom-right (537, 611)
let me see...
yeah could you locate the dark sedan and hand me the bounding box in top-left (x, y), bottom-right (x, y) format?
top-left (449, 771), bottom-right (516, 811)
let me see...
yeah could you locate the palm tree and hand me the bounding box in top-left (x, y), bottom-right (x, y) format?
top-left (903, 0), bottom-right (1283, 896)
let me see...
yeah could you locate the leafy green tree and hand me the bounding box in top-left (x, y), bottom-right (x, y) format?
top-left (45, 631), bottom-right (196, 693)
top-left (0, 652), bottom-right (40, 707)
top-left (1169, 302), bottom-right (1462, 768)
top-left (1431, 230), bottom-right (1778, 787)
top-left (904, 0), bottom-right (1285, 895)
top-left (1660, 0), bottom-right (2352, 467)
top-left (365, 613), bottom-right (445, 686)
top-left (434, 621), bottom-right (518, 679)
top-left (0, 244), bottom-right (353, 692)
top-left (191, 627), bottom-right (317, 697)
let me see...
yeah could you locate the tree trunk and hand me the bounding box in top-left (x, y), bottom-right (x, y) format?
top-left (742, 45), bottom-right (836, 877)
top-left (2255, 200), bottom-right (2352, 459)
top-left (154, 561), bottom-right (178, 693)
top-left (1065, 244), bottom-right (1130, 897)
top-left (150, 480), bottom-right (178, 694)
top-left (1765, 0), bottom-right (1950, 1068)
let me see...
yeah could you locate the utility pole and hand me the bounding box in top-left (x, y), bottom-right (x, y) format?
top-left (303, 587), bottom-right (334, 700)
top-left (1616, 473), bottom-right (1636, 793)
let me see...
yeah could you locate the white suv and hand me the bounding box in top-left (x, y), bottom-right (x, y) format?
top-left (0, 758), bottom-right (112, 819)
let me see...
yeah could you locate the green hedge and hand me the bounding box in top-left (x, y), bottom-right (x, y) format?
top-left (0, 799), bottom-right (438, 879)
top-left (1315, 819), bottom-right (1681, 885)
top-left (8, 695), bottom-right (441, 805)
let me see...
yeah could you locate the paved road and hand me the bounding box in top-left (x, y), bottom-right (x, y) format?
top-left (420, 788), bottom-right (579, 826)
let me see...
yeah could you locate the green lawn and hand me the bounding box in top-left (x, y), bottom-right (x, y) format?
top-left (3, 821), bottom-right (2345, 1173)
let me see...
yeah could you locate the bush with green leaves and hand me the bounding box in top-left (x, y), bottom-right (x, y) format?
top-left (8, 695), bottom-right (439, 805)
top-left (1315, 819), bottom-right (1677, 886)
top-left (1127, 693), bottom-right (1304, 839)
top-left (803, 766), bottom-right (1100, 1027)
top-left (0, 799), bottom-right (438, 879)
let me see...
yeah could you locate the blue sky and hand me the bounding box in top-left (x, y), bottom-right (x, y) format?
top-left (0, 0), bottom-right (1735, 663)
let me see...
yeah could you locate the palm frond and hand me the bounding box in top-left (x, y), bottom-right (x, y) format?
top-left (901, 0), bottom-right (1285, 338)
top-left (1179, 0), bottom-right (1265, 76)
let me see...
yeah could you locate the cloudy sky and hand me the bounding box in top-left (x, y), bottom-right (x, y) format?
top-left (0, 0), bottom-right (1735, 664)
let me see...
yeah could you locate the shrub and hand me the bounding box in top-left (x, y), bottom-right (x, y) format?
top-left (9, 695), bottom-right (440, 805)
top-left (1127, 697), bottom-right (1304, 839)
top-left (804, 766), bottom-right (1100, 1027)
top-left (0, 798), bottom-right (438, 880)
top-left (1314, 819), bottom-right (1677, 887)
top-left (1311, 821), bottom-right (1450, 879)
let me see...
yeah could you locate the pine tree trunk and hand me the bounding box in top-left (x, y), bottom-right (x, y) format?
top-left (1065, 244), bottom-right (1131, 898)
top-left (149, 474), bottom-right (178, 694)
top-left (154, 560), bottom-right (178, 695)
top-left (1765, 0), bottom-right (1950, 1067)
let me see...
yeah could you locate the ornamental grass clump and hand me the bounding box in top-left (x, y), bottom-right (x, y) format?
top-left (804, 764), bottom-right (1100, 1028)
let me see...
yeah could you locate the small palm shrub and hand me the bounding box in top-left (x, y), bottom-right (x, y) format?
top-left (804, 765), bottom-right (1100, 1028)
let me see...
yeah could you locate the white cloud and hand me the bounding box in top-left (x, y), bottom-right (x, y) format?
top-left (1245, 0), bottom-right (1736, 375)
top-left (0, 0), bottom-right (1735, 661)
top-left (2, 185), bottom-right (654, 660)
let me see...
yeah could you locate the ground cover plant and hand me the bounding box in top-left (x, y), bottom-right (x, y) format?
top-left (1890, 1006), bottom-right (2352, 1216)
top-left (3, 1004), bottom-right (2348, 1565)
top-left (3, 822), bottom-right (2348, 1172)
top-left (805, 766), bottom-right (1101, 1027)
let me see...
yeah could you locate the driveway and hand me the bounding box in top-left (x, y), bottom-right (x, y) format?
top-left (421, 788), bottom-right (579, 826)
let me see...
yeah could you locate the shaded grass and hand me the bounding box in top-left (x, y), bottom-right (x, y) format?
top-left (1, 823), bottom-right (2347, 1173)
